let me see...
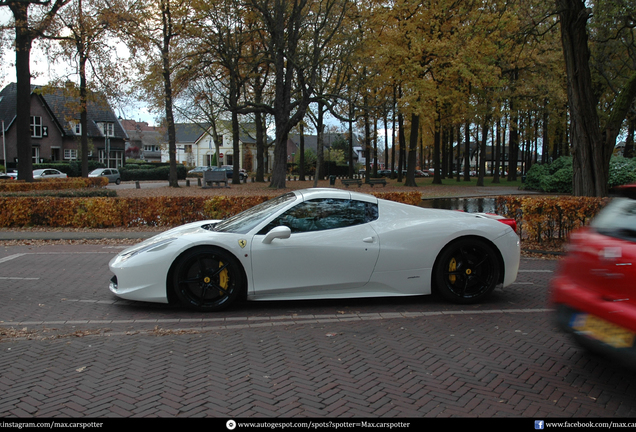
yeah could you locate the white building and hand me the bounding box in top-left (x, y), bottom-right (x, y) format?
top-left (162, 121), bottom-right (274, 172)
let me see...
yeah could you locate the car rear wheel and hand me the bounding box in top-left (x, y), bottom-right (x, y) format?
top-left (434, 238), bottom-right (500, 304)
top-left (173, 247), bottom-right (244, 311)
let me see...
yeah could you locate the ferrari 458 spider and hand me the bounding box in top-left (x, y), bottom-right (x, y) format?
top-left (109, 188), bottom-right (520, 311)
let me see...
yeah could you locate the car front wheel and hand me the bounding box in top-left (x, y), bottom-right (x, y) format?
top-left (173, 247), bottom-right (244, 311)
top-left (434, 238), bottom-right (500, 304)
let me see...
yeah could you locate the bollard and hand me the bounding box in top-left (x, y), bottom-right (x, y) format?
top-left (135, 181), bottom-right (140, 189)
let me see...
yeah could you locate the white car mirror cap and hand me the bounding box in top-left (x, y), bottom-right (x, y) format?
top-left (262, 226), bottom-right (291, 244)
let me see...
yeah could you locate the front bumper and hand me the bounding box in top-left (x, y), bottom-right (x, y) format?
top-left (552, 276), bottom-right (636, 366)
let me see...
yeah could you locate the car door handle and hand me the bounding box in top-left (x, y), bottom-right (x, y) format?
top-left (363, 237), bottom-right (375, 243)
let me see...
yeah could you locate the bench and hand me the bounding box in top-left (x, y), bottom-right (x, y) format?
top-left (341, 178), bottom-right (362, 187)
top-left (367, 178), bottom-right (387, 187)
top-left (202, 170), bottom-right (229, 188)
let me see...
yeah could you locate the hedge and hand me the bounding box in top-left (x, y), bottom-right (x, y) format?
top-left (0, 192), bottom-right (423, 228)
top-left (495, 195), bottom-right (608, 243)
top-left (0, 192), bottom-right (605, 242)
top-left (119, 165), bottom-right (187, 181)
top-left (0, 177), bottom-right (108, 193)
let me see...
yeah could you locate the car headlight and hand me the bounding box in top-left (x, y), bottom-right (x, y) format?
top-left (115, 237), bottom-right (176, 263)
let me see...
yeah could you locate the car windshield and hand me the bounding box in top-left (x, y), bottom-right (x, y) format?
top-left (591, 198), bottom-right (636, 241)
top-left (211, 192), bottom-right (297, 234)
top-left (89, 169), bottom-right (102, 175)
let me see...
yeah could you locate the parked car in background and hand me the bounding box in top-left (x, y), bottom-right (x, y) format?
top-left (187, 166), bottom-right (211, 176)
top-left (0, 170), bottom-right (16, 180)
top-left (551, 185), bottom-right (636, 366)
top-left (212, 165), bottom-right (247, 181)
top-left (33, 169), bottom-right (67, 179)
top-left (89, 168), bottom-right (121, 185)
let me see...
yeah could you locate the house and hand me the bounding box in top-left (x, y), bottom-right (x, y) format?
top-left (120, 119), bottom-right (164, 163)
top-left (164, 121), bottom-right (274, 173)
top-left (0, 83), bottom-right (126, 169)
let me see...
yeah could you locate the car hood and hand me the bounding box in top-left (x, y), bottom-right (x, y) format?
top-left (116, 220), bottom-right (222, 259)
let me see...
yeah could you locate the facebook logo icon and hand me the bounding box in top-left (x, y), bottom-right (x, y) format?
top-left (535, 420), bottom-right (545, 429)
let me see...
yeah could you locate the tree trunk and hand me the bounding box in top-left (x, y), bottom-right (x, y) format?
top-left (79, 51), bottom-right (89, 177)
top-left (10, 2), bottom-right (34, 182)
top-left (557, 0), bottom-right (605, 196)
top-left (492, 118), bottom-right (501, 183)
top-left (463, 120), bottom-right (470, 181)
top-left (231, 109), bottom-right (241, 185)
top-left (161, 0), bottom-right (179, 188)
top-left (298, 122), bottom-right (305, 181)
top-left (404, 113), bottom-right (418, 187)
top-left (432, 107), bottom-right (442, 185)
top-left (477, 111), bottom-right (490, 187)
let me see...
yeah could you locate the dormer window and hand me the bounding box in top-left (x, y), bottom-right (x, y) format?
top-left (102, 122), bottom-right (114, 137)
top-left (69, 121), bottom-right (81, 135)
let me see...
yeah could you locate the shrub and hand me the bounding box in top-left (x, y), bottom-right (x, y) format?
top-left (120, 165), bottom-right (187, 181)
top-left (525, 156), bottom-right (636, 193)
top-left (524, 156), bottom-right (573, 193)
top-left (608, 156), bottom-right (636, 187)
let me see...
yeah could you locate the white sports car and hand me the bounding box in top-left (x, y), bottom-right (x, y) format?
top-left (109, 188), bottom-right (520, 311)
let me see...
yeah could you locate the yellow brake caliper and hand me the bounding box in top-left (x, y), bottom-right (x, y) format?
top-left (448, 257), bottom-right (457, 284)
top-left (218, 261), bottom-right (229, 296)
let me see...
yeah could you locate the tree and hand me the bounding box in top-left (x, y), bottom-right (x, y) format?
top-left (189, 0), bottom-right (259, 185)
top-left (557, 0), bottom-right (636, 196)
top-left (112, 0), bottom-right (193, 187)
top-left (246, 0), bottom-right (350, 189)
top-left (46, 0), bottom-right (124, 176)
top-left (0, 0), bottom-right (70, 181)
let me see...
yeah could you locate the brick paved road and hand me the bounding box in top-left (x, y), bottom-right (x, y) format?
top-left (1, 244), bottom-right (635, 419)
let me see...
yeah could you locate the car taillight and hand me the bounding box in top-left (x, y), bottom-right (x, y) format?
top-left (482, 212), bottom-right (517, 233)
top-left (498, 218), bottom-right (517, 233)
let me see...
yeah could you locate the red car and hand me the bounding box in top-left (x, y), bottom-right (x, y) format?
top-left (551, 186), bottom-right (636, 365)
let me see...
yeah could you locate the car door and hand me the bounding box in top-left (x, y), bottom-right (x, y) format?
top-left (249, 198), bottom-right (380, 299)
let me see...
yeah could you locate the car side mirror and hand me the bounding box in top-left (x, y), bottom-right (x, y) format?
top-left (262, 226), bottom-right (291, 244)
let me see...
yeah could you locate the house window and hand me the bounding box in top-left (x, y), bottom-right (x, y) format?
top-left (102, 122), bottom-right (114, 137)
top-left (99, 149), bottom-right (123, 168)
top-left (184, 145), bottom-right (192, 154)
top-left (64, 149), bottom-right (78, 160)
top-left (69, 121), bottom-right (81, 135)
top-left (30, 116), bottom-right (42, 138)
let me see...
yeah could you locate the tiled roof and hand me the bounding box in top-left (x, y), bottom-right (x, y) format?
top-left (0, 83), bottom-right (125, 139)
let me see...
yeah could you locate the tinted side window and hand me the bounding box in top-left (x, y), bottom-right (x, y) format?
top-left (259, 199), bottom-right (378, 234)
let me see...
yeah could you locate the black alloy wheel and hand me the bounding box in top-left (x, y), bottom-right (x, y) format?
top-left (435, 238), bottom-right (500, 304)
top-left (173, 247), bottom-right (243, 311)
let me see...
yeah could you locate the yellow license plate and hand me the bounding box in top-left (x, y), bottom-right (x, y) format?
top-left (572, 314), bottom-right (636, 349)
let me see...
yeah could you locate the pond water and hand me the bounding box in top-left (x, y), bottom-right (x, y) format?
top-left (420, 197), bottom-right (498, 213)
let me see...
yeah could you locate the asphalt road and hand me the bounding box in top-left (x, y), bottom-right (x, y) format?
top-left (1, 244), bottom-right (635, 421)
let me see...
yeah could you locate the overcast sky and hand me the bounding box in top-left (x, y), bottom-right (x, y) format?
top-left (0, 7), bottom-right (157, 126)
